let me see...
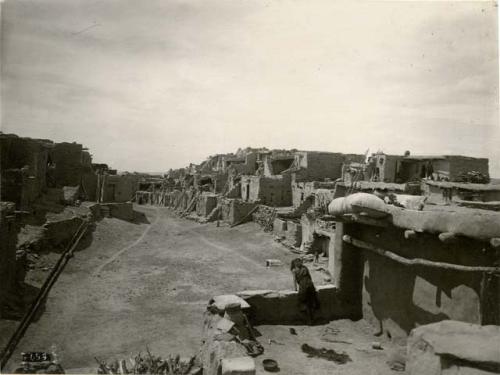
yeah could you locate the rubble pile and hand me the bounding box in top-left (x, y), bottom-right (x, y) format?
top-left (251, 206), bottom-right (276, 232)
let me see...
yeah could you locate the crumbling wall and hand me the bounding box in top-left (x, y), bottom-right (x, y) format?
top-left (196, 193), bottom-right (218, 217)
top-left (291, 181), bottom-right (313, 207)
top-left (283, 220), bottom-right (302, 247)
top-left (219, 198), bottom-right (257, 225)
top-left (199, 308), bottom-right (251, 375)
top-left (292, 180), bottom-right (336, 207)
top-left (258, 176), bottom-right (292, 206)
top-left (334, 222), bottom-right (500, 344)
top-left (272, 217), bottom-right (287, 237)
top-left (0, 202), bottom-right (21, 317)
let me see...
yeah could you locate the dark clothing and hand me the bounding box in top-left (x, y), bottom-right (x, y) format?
top-left (294, 266), bottom-right (320, 312)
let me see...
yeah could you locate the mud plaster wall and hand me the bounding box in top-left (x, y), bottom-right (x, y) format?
top-left (338, 223), bottom-right (500, 343)
top-left (447, 156), bottom-right (489, 180)
top-left (382, 156), bottom-right (401, 182)
top-left (196, 193), bottom-right (218, 216)
top-left (1, 137), bottom-right (51, 208)
top-left (213, 173), bottom-right (228, 193)
top-left (81, 172), bottom-right (98, 201)
top-left (102, 175), bottom-right (138, 203)
top-left (238, 285), bottom-right (350, 325)
top-left (423, 184), bottom-right (500, 205)
top-left (306, 152), bottom-right (344, 181)
top-left (291, 181), bottom-right (316, 207)
top-left (300, 214), bottom-right (315, 249)
top-left (52, 143), bottom-right (84, 187)
top-left (292, 180), bottom-right (337, 207)
top-left (219, 199), bottom-right (257, 225)
top-left (241, 175), bottom-right (292, 206)
top-left (284, 221), bottom-right (302, 247)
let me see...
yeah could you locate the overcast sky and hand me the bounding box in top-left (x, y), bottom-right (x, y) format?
top-left (1, 0), bottom-right (499, 175)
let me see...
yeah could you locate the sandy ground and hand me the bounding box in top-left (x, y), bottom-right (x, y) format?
top-left (3, 205), bottom-right (403, 374)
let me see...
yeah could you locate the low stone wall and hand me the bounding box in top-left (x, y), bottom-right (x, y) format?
top-left (100, 202), bottom-right (134, 221)
top-left (237, 285), bottom-right (353, 325)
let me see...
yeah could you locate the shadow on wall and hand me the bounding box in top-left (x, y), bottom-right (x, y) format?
top-left (363, 256), bottom-right (453, 337)
top-left (357, 225), bottom-right (492, 343)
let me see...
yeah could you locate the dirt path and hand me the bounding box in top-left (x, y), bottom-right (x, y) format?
top-left (5, 206), bottom-right (306, 372)
top-left (93, 206), bottom-right (160, 275)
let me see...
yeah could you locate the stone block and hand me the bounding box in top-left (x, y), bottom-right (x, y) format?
top-left (406, 320), bottom-right (500, 375)
top-left (221, 357), bottom-right (255, 375)
top-left (272, 218), bottom-right (287, 236)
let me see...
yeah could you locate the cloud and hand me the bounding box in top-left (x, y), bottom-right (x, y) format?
top-left (1, 0), bottom-right (498, 175)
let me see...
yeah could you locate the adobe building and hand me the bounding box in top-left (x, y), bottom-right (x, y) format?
top-left (293, 151), bottom-right (365, 182)
top-left (0, 134), bottom-right (53, 210)
top-left (97, 174), bottom-right (140, 203)
top-left (366, 152), bottom-right (489, 183)
top-left (327, 194), bottom-right (500, 343)
top-left (291, 152), bottom-right (365, 207)
top-left (422, 180), bottom-right (500, 207)
top-left (240, 174), bottom-right (293, 207)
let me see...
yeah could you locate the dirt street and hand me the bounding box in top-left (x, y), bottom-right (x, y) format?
top-left (5, 205), bottom-right (403, 374)
top-left (5, 206), bottom-right (307, 372)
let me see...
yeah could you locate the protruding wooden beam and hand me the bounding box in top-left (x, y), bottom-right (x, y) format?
top-left (438, 232), bottom-right (458, 244)
top-left (342, 234), bottom-right (500, 273)
top-left (404, 229), bottom-right (417, 240)
top-left (490, 237), bottom-right (500, 249)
